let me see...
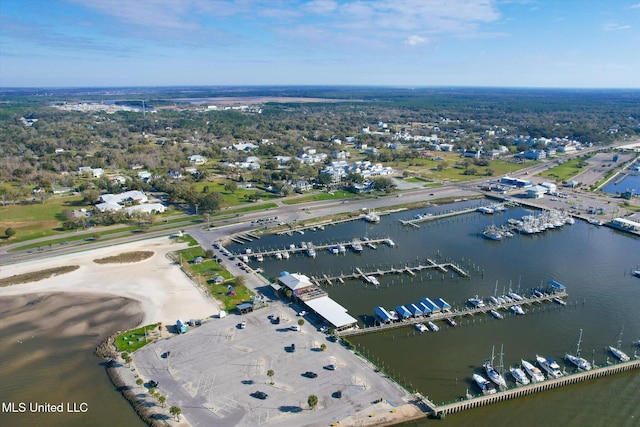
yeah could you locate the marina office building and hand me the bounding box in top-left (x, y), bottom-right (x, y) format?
top-left (277, 272), bottom-right (358, 331)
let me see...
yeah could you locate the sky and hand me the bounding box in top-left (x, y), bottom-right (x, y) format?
top-left (0, 0), bottom-right (639, 88)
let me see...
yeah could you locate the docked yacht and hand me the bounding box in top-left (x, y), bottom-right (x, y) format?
top-left (490, 309), bottom-right (504, 320)
top-left (281, 251), bottom-right (290, 259)
top-left (351, 239), bottom-right (363, 253)
top-left (521, 359), bottom-right (545, 382)
top-left (609, 327), bottom-right (630, 362)
top-left (329, 246), bottom-right (339, 255)
top-left (508, 291), bottom-right (524, 301)
top-left (473, 374), bottom-right (497, 395)
top-left (484, 348), bottom-right (507, 388)
top-left (510, 304), bottom-right (525, 315)
top-left (536, 355), bottom-right (563, 378)
top-left (467, 297), bottom-right (486, 308)
top-left (553, 297), bottom-right (567, 306)
top-left (416, 323), bottom-right (428, 333)
top-left (364, 210), bottom-right (380, 223)
top-left (482, 225), bottom-right (503, 241)
top-left (565, 329), bottom-right (592, 371)
top-left (337, 244), bottom-right (346, 254)
top-left (510, 366), bottom-right (530, 385)
top-left (446, 317), bottom-right (457, 327)
top-left (428, 321), bottom-right (439, 332)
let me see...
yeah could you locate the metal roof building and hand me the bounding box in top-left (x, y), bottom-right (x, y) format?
top-left (304, 296), bottom-right (358, 331)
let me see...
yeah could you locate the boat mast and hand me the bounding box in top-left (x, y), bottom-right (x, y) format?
top-left (499, 344), bottom-right (505, 376)
top-left (576, 329), bottom-right (583, 357)
top-left (617, 326), bottom-right (624, 348)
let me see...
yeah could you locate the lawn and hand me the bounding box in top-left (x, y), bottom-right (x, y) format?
top-left (0, 195), bottom-right (86, 244)
top-left (282, 190), bottom-right (356, 205)
top-left (175, 242), bottom-right (254, 311)
top-left (114, 323), bottom-right (160, 353)
top-left (540, 157), bottom-right (591, 182)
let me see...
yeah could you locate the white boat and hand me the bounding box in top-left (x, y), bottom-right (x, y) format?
top-left (521, 359), bottom-right (545, 383)
top-left (416, 323), bottom-right (428, 333)
top-left (508, 291), bottom-right (524, 301)
top-left (609, 327), bottom-right (631, 362)
top-left (565, 329), bottom-right (592, 371)
top-left (365, 276), bottom-right (380, 286)
top-left (510, 366), bottom-right (530, 385)
top-left (329, 246), bottom-right (339, 255)
top-left (385, 239), bottom-right (396, 247)
top-left (364, 211), bottom-right (380, 223)
top-left (351, 239), bottom-right (363, 253)
top-left (488, 296), bottom-right (500, 306)
top-left (281, 251), bottom-right (290, 259)
top-left (484, 346), bottom-right (507, 388)
top-left (510, 304), bottom-right (525, 315)
top-left (553, 297), bottom-right (567, 306)
top-left (473, 373), bottom-right (496, 395)
top-left (428, 321), bottom-right (439, 332)
top-left (446, 317), bottom-right (457, 327)
top-left (536, 355), bottom-right (563, 378)
top-left (256, 254), bottom-right (264, 262)
top-left (242, 255), bottom-right (249, 263)
top-left (490, 309), bottom-right (504, 320)
top-left (337, 244), bottom-right (346, 254)
top-left (275, 252), bottom-right (282, 260)
top-left (307, 246), bottom-right (316, 258)
top-left (467, 297), bottom-right (485, 308)
top-left (482, 225), bottom-right (503, 241)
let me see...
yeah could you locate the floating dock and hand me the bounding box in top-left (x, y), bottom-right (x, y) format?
top-left (238, 238), bottom-right (395, 260)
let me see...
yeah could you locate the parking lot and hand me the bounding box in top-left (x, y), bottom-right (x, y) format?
top-left (133, 299), bottom-right (410, 427)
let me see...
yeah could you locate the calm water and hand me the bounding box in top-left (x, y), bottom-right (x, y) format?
top-left (0, 294), bottom-right (146, 427)
top-left (602, 174), bottom-right (640, 195)
top-left (230, 200), bottom-right (640, 426)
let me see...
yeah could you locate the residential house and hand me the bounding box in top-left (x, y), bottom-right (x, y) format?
top-left (188, 155), bottom-right (208, 165)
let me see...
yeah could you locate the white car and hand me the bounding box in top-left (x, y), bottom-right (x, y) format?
top-left (297, 311), bottom-right (307, 317)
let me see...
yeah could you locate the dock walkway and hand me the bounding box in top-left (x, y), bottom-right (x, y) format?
top-left (238, 238), bottom-right (395, 259)
top-left (428, 358), bottom-right (640, 418)
top-left (338, 291), bottom-right (567, 337)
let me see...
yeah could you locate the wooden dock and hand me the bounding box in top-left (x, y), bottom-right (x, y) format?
top-left (338, 291), bottom-right (567, 337)
top-left (236, 238), bottom-right (396, 259)
top-left (315, 259), bottom-right (469, 287)
top-left (399, 207), bottom-right (477, 227)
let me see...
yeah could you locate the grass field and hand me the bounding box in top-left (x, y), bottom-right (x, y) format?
top-left (0, 195), bottom-right (85, 244)
top-left (540, 157), bottom-right (590, 182)
top-left (114, 323), bottom-right (160, 353)
top-left (282, 190), bottom-right (356, 204)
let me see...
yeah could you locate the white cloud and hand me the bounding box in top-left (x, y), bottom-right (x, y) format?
top-left (405, 35), bottom-right (428, 46)
top-left (630, 3), bottom-right (640, 9)
top-left (603, 23), bottom-right (631, 31)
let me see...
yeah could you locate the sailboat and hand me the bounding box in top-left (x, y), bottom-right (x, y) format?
top-left (484, 345), bottom-right (507, 388)
top-left (565, 329), bottom-right (592, 371)
top-left (608, 327), bottom-right (630, 362)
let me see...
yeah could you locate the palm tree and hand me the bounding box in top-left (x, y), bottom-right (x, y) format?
top-left (298, 319), bottom-right (305, 326)
top-left (267, 369), bottom-right (274, 385)
top-left (308, 395), bottom-right (318, 410)
top-left (158, 395), bottom-right (166, 408)
top-left (169, 406), bottom-right (182, 421)
top-left (320, 343), bottom-right (327, 351)
top-left (148, 387), bottom-right (157, 396)
top-left (136, 378), bottom-right (143, 386)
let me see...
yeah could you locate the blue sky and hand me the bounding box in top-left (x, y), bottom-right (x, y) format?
top-left (1, 0), bottom-right (639, 88)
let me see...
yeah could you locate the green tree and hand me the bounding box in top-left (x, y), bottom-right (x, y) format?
top-left (148, 388), bottom-right (157, 396)
top-left (169, 406), bottom-right (182, 421)
top-left (320, 343), bottom-right (327, 351)
top-left (4, 227), bottom-right (16, 238)
top-left (224, 180), bottom-right (238, 194)
top-left (82, 189), bottom-right (100, 204)
top-left (267, 369), bottom-right (274, 385)
top-left (308, 395), bottom-right (318, 410)
top-left (158, 395), bottom-right (166, 408)
top-left (136, 378), bottom-right (143, 386)
top-left (298, 319), bottom-right (305, 326)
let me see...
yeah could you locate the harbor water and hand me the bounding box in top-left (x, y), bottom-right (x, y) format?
top-left (229, 200), bottom-right (640, 426)
top-left (602, 174), bottom-right (640, 195)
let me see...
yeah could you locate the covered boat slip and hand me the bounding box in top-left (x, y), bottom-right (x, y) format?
top-left (420, 297), bottom-right (440, 314)
top-left (395, 305), bottom-right (412, 319)
top-left (304, 296), bottom-right (358, 331)
top-left (435, 298), bottom-right (451, 311)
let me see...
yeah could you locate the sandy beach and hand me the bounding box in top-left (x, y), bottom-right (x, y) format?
top-left (0, 236), bottom-right (220, 325)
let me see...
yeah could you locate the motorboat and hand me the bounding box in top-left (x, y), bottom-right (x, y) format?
top-left (281, 251), bottom-right (290, 259)
top-left (510, 366), bottom-right (530, 385)
top-left (275, 252), bottom-right (282, 260)
top-left (416, 323), bottom-right (428, 333)
top-left (446, 317), bottom-right (457, 327)
top-left (508, 291), bottom-right (524, 301)
top-left (488, 296), bottom-right (500, 306)
top-left (536, 355), bottom-right (563, 378)
top-left (428, 321), bottom-right (439, 332)
top-left (490, 309), bottom-right (504, 320)
top-left (521, 359), bottom-right (545, 382)
top-left (364, 210), bottom-right (380, 223)
top-left (553, 297), bottom-right (567, 306)
top-left (337, 244), bottom-right (346, 254)
top-left (473, 373), bottom-right (496, 395)
top-left (482, 225), bottom-right (503, 241)
top-left (510, 304), bottom-right (525, 315)
top-left (565, 329), bottom-right (592, 371)
top-left (351, 239), bottom-right (363, 253)
top-left (467, 297), bottom-right (485, 308)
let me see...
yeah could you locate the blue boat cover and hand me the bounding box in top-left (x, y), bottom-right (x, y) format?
top-left (421, 297), bottom-right (440, 312)
top-left (407, 303), bottom-right (423, 316)
top-left (394, 305), bottom-right (412, 318)
top-left (434, 298), bottom-right (451, 310)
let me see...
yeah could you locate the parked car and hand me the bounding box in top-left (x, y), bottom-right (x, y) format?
top-left (302, 371), bottom-right (317, 378)
top-left (251, 391), bottom-right (268, 400)
top-left (297, 310), bottom-right (307, 316)
top-left (238, 321), bottom-right (246, 329)
top-left (324, 364), bottom-right (336, 371)
top-left (290, 325), bottom-right (300, 332)
top-left (148, 380), bottom-right (159, 388)
top-left (290, 343), bottom-right (295, 352)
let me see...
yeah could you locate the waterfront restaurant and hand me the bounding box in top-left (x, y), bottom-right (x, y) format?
top-left (609, 217), bottom-right (640, 235)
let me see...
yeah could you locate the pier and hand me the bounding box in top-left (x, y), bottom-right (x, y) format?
top-left (427, 358), bottom-right (640, 418)
top-left (315, 259), bottom-right (469, 288)
top-left (338, 291), bottom-right (567, 337)
top-left (236, 238), bottom-right (396, 260)
top-left (399, 207), bottom-right (477, 227)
